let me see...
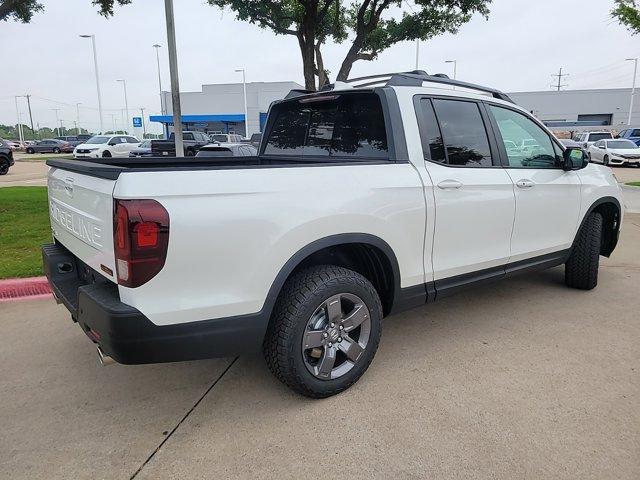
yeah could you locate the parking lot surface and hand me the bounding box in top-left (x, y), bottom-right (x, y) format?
top-left (0, 160), bottom-right (49, 187)
top-left (1, 216), bottom-right (638, 479)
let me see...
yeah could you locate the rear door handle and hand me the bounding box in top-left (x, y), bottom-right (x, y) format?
top-left (516, 179), bottom-right (535, 189)
top-left (437, 179), bottom-right (463, 190)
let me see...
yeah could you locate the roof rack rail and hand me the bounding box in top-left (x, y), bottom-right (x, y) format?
top-left (385, 71), bottom-right (514, 103)
top-left (287, 70), bottom-right (515, 104)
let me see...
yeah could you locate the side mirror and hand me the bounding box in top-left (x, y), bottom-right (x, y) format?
top-left (563, 147), bottom-right (588, 171)
top-left (108, 140), bottom-right (118, 146)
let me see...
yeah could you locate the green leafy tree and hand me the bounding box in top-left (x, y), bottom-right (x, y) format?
top-left (612, 0), bottom-right (640, 34)
top-left (209, 0), bottom-right (491, 90)
top-left (0, 0), bottom-right (43, 22)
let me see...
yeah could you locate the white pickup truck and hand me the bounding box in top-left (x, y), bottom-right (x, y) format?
top-left (43, 71), bottom-right (623, 398)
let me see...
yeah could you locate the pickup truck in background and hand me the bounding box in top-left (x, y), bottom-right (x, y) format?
top-left (150, 131), bottom-right (210, 157)
top-left (43, 71), bottom-right (623, 398)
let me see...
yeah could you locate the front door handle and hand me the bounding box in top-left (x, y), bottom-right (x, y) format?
top-left (516, 179), bottom-right (535, 189)
top-left (437, 179), bottom-right (463, 190)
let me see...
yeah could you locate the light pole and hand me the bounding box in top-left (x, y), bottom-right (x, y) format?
top-left (14, 96), bottom-right (24, 143)
top-left (164, 0), bottom-right (184, 156)
top-left (140, 107), bottom-right (147, 138)
top-left (52, 108), bottom-right (61, 137)
top-left (76, 103), bottom-right (82, 134)
top-left (235, 69), bottom-right (249, 137)
top-left (626, 58), bottom-right (638, 126)
top-left (117, 79), bottom-right (130, 134)
top-left (415, 40), bottom-right (420, 70)
top-left (445, 59), bottom-right (457, 80)
top-left (153, 44), bottom-right (164, 115)
top-left (109, 113), bottom-right (117, 134)
top-left (80, 34), bottom-right (104, 133)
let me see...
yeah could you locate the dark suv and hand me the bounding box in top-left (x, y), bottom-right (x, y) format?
top-left (0, 138), bottom-right (15, 175)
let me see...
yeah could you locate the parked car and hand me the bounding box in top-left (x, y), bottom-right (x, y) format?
top-left (6, 140), bottom-right (22, 151)
top-left (128, 140), bottom-right (153, 157)
top-left (56, 136), bottom-right (85, 147)
top-left (208, 133), bottom-right (244, 143)
top-left (559, 138), bottom-right (581, 148)
top-left (73, 135), bottom-right (140, 159)
top-left (616, 127), bottom-right (640, 146)
top-left (248, 133), bottom-right (262, 149)
top-left (25, 139), bottom-right (73, 154)
top-left (587, 139), bottom-right (640, 166)
top-left (151, 131), bottom-right (210, 157)
top-left (43, 72), bottom-right (623, 398)
top-left (574, 131), bottom-right (614, 150)
top-left (0, 138), bottom-right (15, 175)
top-left (195, 143), bottom-right (257, 157)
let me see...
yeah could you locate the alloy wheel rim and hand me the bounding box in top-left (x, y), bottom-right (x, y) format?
top-left (301, 293), bottom-right (371, 380)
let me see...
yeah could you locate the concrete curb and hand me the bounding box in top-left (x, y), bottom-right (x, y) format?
top-left (0, 276), bottom-right (52, 302)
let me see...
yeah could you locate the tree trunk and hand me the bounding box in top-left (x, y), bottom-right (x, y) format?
top-left (315, 41), bottom-right (328, 89)
top-left (336, 37), bottom-right (364, 81)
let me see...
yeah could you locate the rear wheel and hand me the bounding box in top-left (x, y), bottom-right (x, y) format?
top-left (185, 148), bottom-right (195, 157)
top-left (26, 147), bottom-right (34, 154)
top-left (102, 150), bottom-right (112, 158)
top-left (263, 265), bottom-right (383, 398)
top-left (565, 212), bottom-right (603, 290)
top-left (0, 158), bottom-right (9, 175)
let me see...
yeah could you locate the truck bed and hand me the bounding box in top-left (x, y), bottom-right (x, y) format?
top-left (46, 156), bottom-right (388, 180)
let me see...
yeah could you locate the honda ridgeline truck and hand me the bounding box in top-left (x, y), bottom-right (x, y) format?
top-left (43, 71), bottom-right (623, 398)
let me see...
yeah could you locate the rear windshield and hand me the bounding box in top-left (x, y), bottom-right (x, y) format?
top-left (196, 148), bottom-right (232, 157)
top-left (211, 134), bottom-right (229, 142)
top-left (263, 92), bottom-right (388, 159)
top-left (588, 133), bottom-right (613, 141)
top-left (607, 140), bottom-right (638, 149)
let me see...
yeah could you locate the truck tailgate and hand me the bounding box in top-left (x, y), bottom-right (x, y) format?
top-left (48, 166), bottom-right (117, 281)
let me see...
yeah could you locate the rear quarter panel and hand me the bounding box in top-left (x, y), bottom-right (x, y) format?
top-left (114, 163), bottom-right (426, 326)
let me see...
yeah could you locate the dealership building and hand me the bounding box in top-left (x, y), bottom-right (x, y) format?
top-left (508, 87), bottom-right (639, 132)
top-left (150, 81), bottom-right (639, 137)
top-left (151, 81), bottom-right (303, 137)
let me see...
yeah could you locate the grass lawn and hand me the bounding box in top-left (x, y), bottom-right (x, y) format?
top-left (0, 187), bottom-right (51, 279)
top-left (627, 181), bottom-right (640, 187)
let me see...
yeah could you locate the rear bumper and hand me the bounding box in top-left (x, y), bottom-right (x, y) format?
top-left (43, 242), bottom-right (267, 365)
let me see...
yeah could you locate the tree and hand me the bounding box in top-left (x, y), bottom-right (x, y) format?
top-left (0, 0), bottom-right (43, 22)
top-left (612, 0), bottom-right (640, 34)
top-left (209, 0), bottom-right (490, 90)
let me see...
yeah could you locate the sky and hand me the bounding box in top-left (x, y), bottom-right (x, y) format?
top-left (0, 0), bottom-right (638, 134)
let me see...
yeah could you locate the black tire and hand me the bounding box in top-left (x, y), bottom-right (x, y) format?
top-left (565, 212), bottom-right (603, 290)
top-left (26, 148), bottom-right (34, 154)
top-left (603, 155), bottom-right (609, 166)
top-left (185, 149), bottom-right (195, 157)
top-left (102, 150), bottom-right (112, 158)
top-left (263, 265), bottom-right (383, 398)
top-left (53, 147), bottom-right (61, 154)
top-left (0, 158), bottom-right (9, 175)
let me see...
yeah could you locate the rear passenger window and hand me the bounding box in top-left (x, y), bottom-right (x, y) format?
top-left (417, 99), bottom-right (494, 167)
top-left (264, 93), bottom-right (388, 159)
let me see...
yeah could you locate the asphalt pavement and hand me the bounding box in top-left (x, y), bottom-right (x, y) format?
top-left (1, 215), bottom-right (639, 479)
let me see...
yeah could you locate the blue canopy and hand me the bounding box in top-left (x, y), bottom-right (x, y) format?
top-left (149, 114), bottom-right (245, 124)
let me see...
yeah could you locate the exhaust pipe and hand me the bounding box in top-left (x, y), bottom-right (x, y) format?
top-left (97, 346), bottom-right (115, 366)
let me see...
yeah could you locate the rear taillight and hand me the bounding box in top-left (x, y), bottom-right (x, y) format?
top-left (113, 199), bottom-right (169, 288)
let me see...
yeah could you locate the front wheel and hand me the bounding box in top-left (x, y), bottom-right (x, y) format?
top-left (565, 212), bottom-right (603, 290)
top-left (53, 147), bottom-right (61, 154)
top-left (263, 265), bottom-right (383, 398)
top-left (102, 150), bottom-right (112, 158)
top-left (0, 158), bottom-right (9, 175)
top-left (603, 155), bottom-right (609, 166)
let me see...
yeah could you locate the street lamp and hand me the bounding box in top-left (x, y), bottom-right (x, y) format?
top-left (163, 0), bottom-right (184, 156)
top-left (445, 60), bottom-right (457, 80)
top-left (626, 58), bottom-right (638, 126)
top-left (235, 69), bottom-right (249, 137)
top-left (14, 96), bottom-right (24, 144)
top-left (153, 44), bottom-right (164, 115)
top-left (79, 34), bottom-right (104, 133)
top-left (117, 79), bottom-right (130, 134)
top-left (52, 108), bottom-right (61, 137)
top-left (76, 103), bottom-right (82, 134)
